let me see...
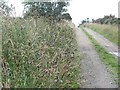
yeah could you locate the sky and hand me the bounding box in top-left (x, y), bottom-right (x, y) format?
top-left (67, 0), bottom-right (119, 26)
top-left (8, 0), bottom-right (119, 26)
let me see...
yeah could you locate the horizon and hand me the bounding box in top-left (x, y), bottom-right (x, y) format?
top-left (8, 0), bottom-right (119, 26)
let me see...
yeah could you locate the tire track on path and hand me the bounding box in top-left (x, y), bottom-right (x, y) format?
top-left (75, 28), bottom-right (117, 88)
top-left (83, 27), bottom-right (119, 59)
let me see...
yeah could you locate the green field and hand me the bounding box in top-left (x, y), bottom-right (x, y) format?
top-left (2, 17), bottom-right (80, 88)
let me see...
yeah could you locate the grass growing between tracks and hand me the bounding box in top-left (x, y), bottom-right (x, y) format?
top-left (82, 27), bottom-right (119, 83)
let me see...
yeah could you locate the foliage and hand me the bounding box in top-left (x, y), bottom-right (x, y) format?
top-left (61, 13), bottom-right (72, 21)
top-left (0, 0), bottom-right (12, 16)
top-left (92, 14), bottom-right (119, 25)
top-left (81, 20), bottom-right (86, 24)
top-left (2, 17), bottom-right (80, 88)
top-left (22, 1), bottom-right (70, 21)
top-left (80, 15), bottom-right (119, 27)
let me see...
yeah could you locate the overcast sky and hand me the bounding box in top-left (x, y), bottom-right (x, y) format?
top-left (67, 0), bottom-right (119, 26)
top-left (8, 0), bottom-right (119, 26)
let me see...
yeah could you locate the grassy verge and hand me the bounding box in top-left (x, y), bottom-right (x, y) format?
top-left (81, 27), bottom-right (119, 83)
top-left (85, 23), bottom-right (118, 45)
top-left (2, 17), bottom-right (80, 88)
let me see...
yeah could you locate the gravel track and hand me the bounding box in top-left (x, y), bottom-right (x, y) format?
top-left (75, 28), bottom-right (117, 88)
top-left (83, 27), bottom-right (119, 59)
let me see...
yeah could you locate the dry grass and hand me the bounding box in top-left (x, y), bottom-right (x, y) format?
top-left (1, 17), bottom-right (80, 88)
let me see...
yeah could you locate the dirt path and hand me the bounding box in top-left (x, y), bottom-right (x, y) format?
top-left (75, 28), bottom-right (117, 88)
top-left (83, 27), bottom-right (119, 59)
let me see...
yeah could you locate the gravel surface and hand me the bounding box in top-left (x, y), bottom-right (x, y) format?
top-left (75, 28), bottom-right (117, 88)
top-left (83, 27), bottom-right (119, 59)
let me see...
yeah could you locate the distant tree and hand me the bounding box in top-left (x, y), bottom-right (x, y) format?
top-left (60, 13), bottom-right (72, 21)
top-left (94, 14), bottom-right (118, 25)
top-left (92, 19), bottom-right (95, 23)
top-left (118, 18), bottom-right (120, 24)
top-left (22, 1), bottom-right (69, 21)
top-left (81, 20), bottom-right (86, 24)
top-left (0, 0), bottom-right (12, 16)
top-left (87, 18), bottom-right (89, 23)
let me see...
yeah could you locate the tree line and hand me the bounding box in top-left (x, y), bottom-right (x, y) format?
top-left (80, 14), bottom-right (120, 26)
top-left (0, 0), bottom-right (13, 16)
top-left (22, 1), bottom-right (72, 21)
top-left (92, 14), bottom-right (119, 24)
top-left (0, 0), bottom-right (72, 21)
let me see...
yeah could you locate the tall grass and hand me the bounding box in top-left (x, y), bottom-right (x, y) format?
top-left (2, 17), bottom-right (80, 88)
top-left (85, 23), bottom-right (118, 45)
